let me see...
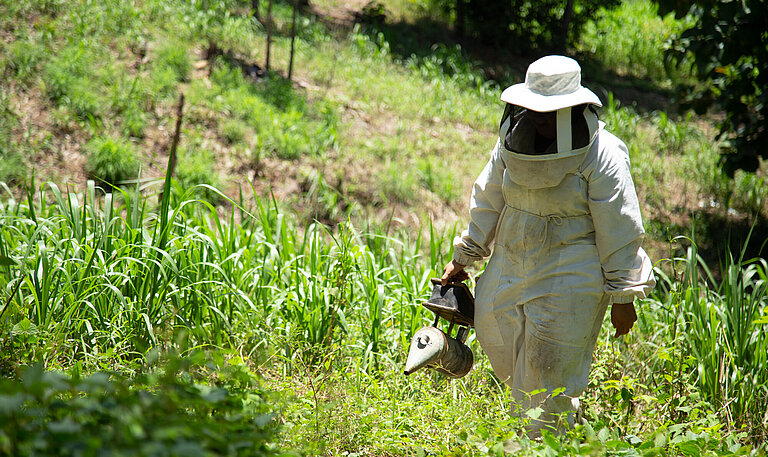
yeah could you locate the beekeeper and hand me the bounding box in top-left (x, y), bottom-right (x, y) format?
top-left (441, 55), bottom-right (656, 436)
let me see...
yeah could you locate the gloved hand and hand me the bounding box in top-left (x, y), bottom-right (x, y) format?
top-left (441, 259), bottom-right (469, 286)
top-left (611, 303), bottom-right (637, 338)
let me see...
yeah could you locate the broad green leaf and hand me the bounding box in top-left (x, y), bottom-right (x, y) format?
top-left (0, 394), bottom-right (25, 415)
top-left (675, 441), bottom-right (702, 457)
top-left (541, 429), bottom-right (560, 450)
top-left (11, 318), bottom-right (39, 336)
top-left (626, 434), bottom-right (642, 446)
top-left (47, 418), bottom-right (82, 435)
top-left (597, 427), bottom-right (610, 444)
top-left (525, 406), bottom-right (543, 420)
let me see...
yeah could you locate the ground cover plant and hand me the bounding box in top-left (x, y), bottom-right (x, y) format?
top-left (1, 176), bottom-right (766, 455)
top-left (1, 0), bottom-right (767, 455)
top-left (0, 355), bottom-right (287, 456)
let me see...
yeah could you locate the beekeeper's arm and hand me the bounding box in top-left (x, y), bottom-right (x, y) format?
top-left (442, 141), bottom-right (506, 285)
top-left (587, 135), bottom-right (656, 335)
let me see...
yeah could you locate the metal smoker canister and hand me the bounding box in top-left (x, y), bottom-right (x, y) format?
top-left (403, 279), bottom-right (475, 378)
top-left (403, 326), bottom-right (473, 378)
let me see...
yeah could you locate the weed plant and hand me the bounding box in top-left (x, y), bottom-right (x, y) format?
top-left (0, 176), bottom-right (437, 368)
top-left (651, 237), bottom-right (768, 436)
top-left (2, 38), bottom-right (45, 84)
top-left (187, 61), bottom-right (338, 161)
top-left (153, 39), bottom-right (192, 83)
top-left (0, 354), bottom-right (287, 456)
top-left (0, 91), bottom-right (27, 185)
top-left (1, 177), bottom-right (767, 453)
top-left (598, 92), bottom-right (742, 217)
top-left (43, 44), bottom-right (106, 121)
top-left (85, 136), bottom-right (139, 189)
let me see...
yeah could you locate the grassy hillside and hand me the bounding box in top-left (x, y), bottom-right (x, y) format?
top-left (1, 0), bottom-right (767, 455)
top-left (1, 0), bottom-right (766, 239)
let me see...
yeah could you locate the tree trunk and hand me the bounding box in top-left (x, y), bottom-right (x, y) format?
top-left (560, 0), bottom-right (575, 51)
top-left (265, 0), bottom-right (273, 71)
top-left (169, 94), bottom-right (185, 182)
top-left (159, 94), bottom-right (185, 207)
top-left (455, 0), bottom-right (464, 37)
top-left (288, 0), bottom-right (298, 81)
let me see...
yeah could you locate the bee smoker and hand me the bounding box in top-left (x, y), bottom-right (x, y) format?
top-left (403, 278), bottom-right (475, 378)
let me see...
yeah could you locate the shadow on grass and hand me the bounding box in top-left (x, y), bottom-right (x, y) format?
top-left (342, 11), bottom-right (676, 112)
top-left (693, 211), bottom-right (768, 276)
top-left (659, 211), bottom-right (768, 280)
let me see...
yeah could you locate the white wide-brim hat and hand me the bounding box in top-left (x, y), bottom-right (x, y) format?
top-left (500, 55), bottom-right (602, 112)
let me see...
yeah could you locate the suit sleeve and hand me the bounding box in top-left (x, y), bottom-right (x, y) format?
top-left (452, 140), bottom-right (507, 266)
top-left (587, 136), bottom-right (656, 303)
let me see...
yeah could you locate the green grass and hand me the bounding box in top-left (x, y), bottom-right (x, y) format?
top-left (1, 0), bottom-right (768, 454)
top-left (653, 235), bottom-right (768, 431)
top-left (579, 0), bottom-right (693, 85)
top-left (1, 179), bottom-right (765, 453)
top-left (600, 93), bottom-right (726, 211)
top-left (43, 43), bottom-right (107, 122)
top-left (0, 91), bottom-right (27, 185)
top-left (186, 61), bottom-right (338, 161)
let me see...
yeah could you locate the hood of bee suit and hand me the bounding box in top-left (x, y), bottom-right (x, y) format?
top-left (499, 105), bottom-right (600, 189)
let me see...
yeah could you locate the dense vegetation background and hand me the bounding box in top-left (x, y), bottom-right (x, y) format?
top-left (0, 0), bottom-right (766, 455)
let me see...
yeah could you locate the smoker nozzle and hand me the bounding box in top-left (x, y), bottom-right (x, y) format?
top-left (403, 326), bottom-right (473, 378)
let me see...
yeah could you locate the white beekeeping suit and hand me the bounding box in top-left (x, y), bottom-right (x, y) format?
top-left (447, 55), bottom-right (656, 435)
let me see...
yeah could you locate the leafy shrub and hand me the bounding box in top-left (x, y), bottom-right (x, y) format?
top-left (661, 0), bottom-right (766, 176)
top-left (176, 145), bottom-right (223, 203)
top-left (579, 0), bottom-right (690, 84)
top-left (220, 118), bottom-right (248, 144)
top-left (153, 39), bottom-right (192, 83)
top-left (197, 62), bottom-right (337, 160)
top-left (2, 38), bottom-right (45, 84)
top-left (451, 0), bottom-right (619, 50)
top-left (42, 44), bottom-right (105, 120)
top-left (85, 135), bottom-right (138, 188)
top-left (0, 357), bottom-right (285, 456)
top-left (0, 95), bottom-right (27, 185)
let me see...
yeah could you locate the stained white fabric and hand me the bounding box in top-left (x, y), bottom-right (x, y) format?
top-left (453, 120), bottom-right (655, 434)
top-left (556, 107), bottom-right (572, 151)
